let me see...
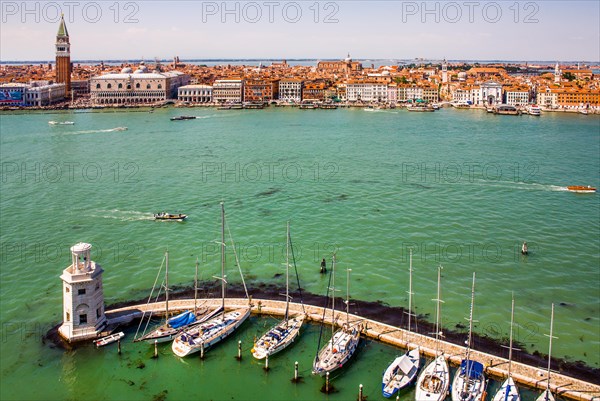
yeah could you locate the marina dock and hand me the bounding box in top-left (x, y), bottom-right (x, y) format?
top-left (106, 297), bottom-right (600, 401)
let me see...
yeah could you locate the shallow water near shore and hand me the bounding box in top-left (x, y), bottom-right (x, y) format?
top-left (0, 107), bottom-right (598, 400)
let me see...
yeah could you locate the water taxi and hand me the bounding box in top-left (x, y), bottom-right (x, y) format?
top-left (170, 116), bottom-right (197, 121)
top-left (527, 105), bottom-right (542, 116)
top-left (566, 186), bottom-right (596, 193)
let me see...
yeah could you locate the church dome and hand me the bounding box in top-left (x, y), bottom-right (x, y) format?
top-left (121, 67), bottom-right (133, 74)
top-left (134, 63), bottom-right (149, 74)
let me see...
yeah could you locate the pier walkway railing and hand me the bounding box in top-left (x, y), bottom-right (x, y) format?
top-left (106, 298), bottom-right (600, 401)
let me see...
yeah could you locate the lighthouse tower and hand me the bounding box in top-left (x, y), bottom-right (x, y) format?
top-left (55, 14), bottom-right (71, 97)
top-left (58, 243), bottom-right (107, 342)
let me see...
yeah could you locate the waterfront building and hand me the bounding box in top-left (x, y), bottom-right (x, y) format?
top-left (178, 84), bottom-right (213, 103)
top-left (90, 63), bottom-right (189, 105)
top-left (405, 85), bottom-right (423, 102)
top-left (213, 79), bottom-right (244, 103)
top-left (302, 81), bottom-right (326, 101)
top-left (55, 14), bottom-right (71, 97)
top-left (279, 78), bottom-right (303, 103)
top-left (536, 87), bottom-right (559, 109)
top-left (59, 243), bottom-right (107, 342)
top-left (422, 85), bottom-right (439, 103)
top-left (555, 88), bottom-right (600, 109)
top-left (244, 79), bottom-right (279, 102)
top-left (451, 85), bottom-right (473, 104)
top-left (346, 80), bottom-right (388, 103)
top-left (504, 86), bottom-right (531, 106)
top-left (71, 80), bottom-right (90, 97)
top-left (478, 80), bottom-right (503, 106)
top-left (387, 83), bottom-right (397, 103)
top-left (0, 83), bottom-right (28, 106)
top-left (24, 82), bottom-right (66, 106)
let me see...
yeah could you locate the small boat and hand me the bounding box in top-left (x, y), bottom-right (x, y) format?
top-left (451, 273), bottom-right (487, 401)
top-left (48, 121), bottom-right (75, 125)
top-left (154, 212), bottom-right (187, 221)
top-left (112, 127), bottom-right (128, 131)
top-left (252, 222), bottom-right (305, 360)
top-left (382, 249), bottom-right (420, 398)
top-left (578, 109), bottom-right (589, 115)
top-left (493, 105), bottom-right (521, 115)
top-left (567, 185), bottom-right (596, 193)
top-left (407, 103), bottom-right (435, 112)
top-left (431, 103), bottom-right (440, 110)
top-left (527, 105), bottom-right (542, 116)
top-left (312, 258), bottom-right (361, 376)
top-left (170, 116), bottom-right (197, 121)
top-left (415, 266), bottom-right (450, 401)
top-left (94, 332), bottom-right (124, 347)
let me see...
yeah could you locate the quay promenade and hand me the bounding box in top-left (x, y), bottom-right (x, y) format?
top-left (106, 298), bottom-right (600, 401)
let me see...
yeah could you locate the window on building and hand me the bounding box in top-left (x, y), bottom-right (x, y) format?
top-left (66, 312), bottom-right (70, 322)
top-left (127, 84), bottom-right (131, 90)
top-left (158, 84), bottom-right (162, 89)
top-left (78, 288), bottom-right (86, 295)
top-left (79, 314), bottom-right (87, 324)
top-left (96, 83), bottom-right (100, 89)
top-left (118, 83), bottom-right (123, 89)
top-left (65, 287), bottom-right (70, 293)
top-left (96, 308), bottom-right (101, 318)
top-left (146, 84), bottom-right (151, 89)
top-left (107, 84), bottom-right (112, 89)
top-left (136, 83), bottom-right (140, 89)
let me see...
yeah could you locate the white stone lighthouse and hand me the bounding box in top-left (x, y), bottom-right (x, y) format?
top-left (58, 242), bottom-right (107, 342)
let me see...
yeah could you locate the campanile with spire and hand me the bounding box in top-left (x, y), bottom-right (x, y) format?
top-left (55, 14), bottom-right (71, 96)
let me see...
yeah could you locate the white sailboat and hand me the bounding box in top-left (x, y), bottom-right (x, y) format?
top-left (134, 254), bottom-right (221, 343)
top-left (251, 221), bottom-right (305, 359)
top-left (382, 249), bottom-right (420, 397)
top-left (536, 304), bottom-right (557, 401)
top-left (312, 256), bottom-right (361, 376)
top-left (451, 273), bottom-right (487, 401)
top-left (172, 202), bottom-right (251, 357)
top-left (415, 266), bottom-right (450, 401)
top-left (492, 295), bottom-right (521, 401)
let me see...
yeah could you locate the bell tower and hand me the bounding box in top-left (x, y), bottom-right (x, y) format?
top-left (55, 14), bottom-right (71, 97)
top-left (58, 243), bottom-right (107, 342)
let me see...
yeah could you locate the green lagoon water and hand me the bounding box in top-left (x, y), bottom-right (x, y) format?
top-left (0, 107), bottom-right (599, 400)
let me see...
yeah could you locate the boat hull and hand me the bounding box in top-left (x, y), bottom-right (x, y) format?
top-left (492, 377), bottom-right (521, 401)
top-left (567, 186), bottom-right (596, 193)
top-left (251, 315), bottom-right (304, 360)
top-left (172, 308), bottom-right (250, 357)
top-left (451, 360), bottom-right (487, 401)
top-left (415, 355), bottom-right (450, 401)
top-left (312, 323), bottom-right (361, 376)
top-left (382, 347), bottom-right (420, 397)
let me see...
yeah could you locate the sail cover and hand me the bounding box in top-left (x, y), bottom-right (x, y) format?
top-left (168, 310), bottom-right (196, 328)
top-left (460, 360), bottom-right (484, 379)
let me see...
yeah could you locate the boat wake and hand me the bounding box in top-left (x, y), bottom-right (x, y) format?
top-left (458, 179), bottom-right (568, 192)
top-left (88, 209), bottom-right (154, 221)
top-left (64, 127), bottom-right (128, 135)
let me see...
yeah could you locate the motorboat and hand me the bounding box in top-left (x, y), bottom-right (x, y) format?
top-left (170, 116), bottom-right (197, 121)
top-left (154, 212), bottom-right (187, 221)
top-left (527, 105), bottom-right (542, 116)
top-left (567, 185), bottom-right (596, 193)
top-left (94, 332), bottom-right (125, 347)
top-left (48, 121), bottom-right (75, 125)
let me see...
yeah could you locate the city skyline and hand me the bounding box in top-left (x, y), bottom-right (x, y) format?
top-left (1, 1), bottom-right (599, 62)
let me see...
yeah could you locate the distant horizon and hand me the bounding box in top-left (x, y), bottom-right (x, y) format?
top-left (1, 58), bottom-right (599, 66)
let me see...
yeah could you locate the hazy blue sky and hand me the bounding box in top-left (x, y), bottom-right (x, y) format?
top-left (1, 1), bottom-right (599, 61)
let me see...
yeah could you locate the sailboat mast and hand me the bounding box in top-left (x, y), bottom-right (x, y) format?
top-left (285, 221), bottom-right (290, 321)
top-left (465, 272), bottom-right (476, 362)
top-left (546, 303), bottom-right (555, 390)
top-left (331, 254), bottom-right (336, 350)
top-left (434, 265), bottom-right (442, 354)
top-left (508, 294), bottom-right (515, 377)
top-left (221, 202), bottom-right (225, 314)
top-left (194, 257), bottom-right (199, 314)
top-left (165, 250), bottom-right (169, 318)
top-left (346, 268), bottom-right (351, 327)
top-left (408, 248), bottom-right (413, 332)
